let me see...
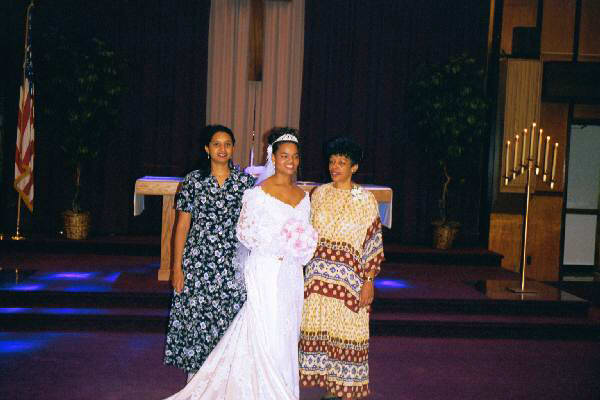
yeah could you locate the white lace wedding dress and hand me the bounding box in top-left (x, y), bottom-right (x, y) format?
top-left (164, 187), bottom-right (314, 400)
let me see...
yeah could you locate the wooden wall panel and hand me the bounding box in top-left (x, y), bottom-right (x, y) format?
top-left (526, 195), bottom-right (562, 281)
top-left (541, 0), bottom-right (576, 61)
top-left (501, 0), bottom-right (538, 55)
top-left (492, 0), bottom-right (599, 284)
top-left (579, 0), bottom-right (600, 62)
top-left (489, 213), bottom-right (522, 272)
top-left (489, 195), bottom-right (561, 281)
top-left (537, 102), bottom-right (568, 192)
top-left (573, 104), bottom-right (600, 121)
top-left (498, 59), bottom-right (542, 193)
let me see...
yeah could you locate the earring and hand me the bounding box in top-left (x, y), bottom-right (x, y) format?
top-left (207, 153), bottom-right (210, 159)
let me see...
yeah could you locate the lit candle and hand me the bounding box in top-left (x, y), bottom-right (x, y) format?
top-left (505, 140), bottom-right (511, 183)
top-left (513, 134), bottom-right (520, 177)
top-left (543, 135), bottom-right (550, 182)
top-left (551, 142), bottom-right (559, 181)
top-left (536, 128), bottom-right (543, 174)
top-left (521, 129), bottom-right (528, 170)
top-left (529, 123), bottom-right (536, 160)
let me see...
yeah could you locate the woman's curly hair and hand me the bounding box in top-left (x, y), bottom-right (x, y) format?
top-left (324, 136), bottom-right (364, 165)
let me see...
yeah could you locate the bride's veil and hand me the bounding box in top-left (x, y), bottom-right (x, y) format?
top-left (255, 145), bottom-right (275, 185)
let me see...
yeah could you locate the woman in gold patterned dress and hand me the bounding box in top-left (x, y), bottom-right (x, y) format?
top-left (299, 137), bottom-right (384, 400)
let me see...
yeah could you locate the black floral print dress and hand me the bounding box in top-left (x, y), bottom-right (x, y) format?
top-left (164, 168), bottom-right (255, 372)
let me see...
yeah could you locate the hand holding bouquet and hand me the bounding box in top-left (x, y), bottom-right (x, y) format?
top-left (280, 218), bottom-right (318, 265)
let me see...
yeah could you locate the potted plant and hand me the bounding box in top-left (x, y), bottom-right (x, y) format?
top-left (408, 54), bottom-right (489, 249)
top-left (41, 35), bottom-right (126, 239)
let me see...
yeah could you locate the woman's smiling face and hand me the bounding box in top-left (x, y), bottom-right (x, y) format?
top-left (329, 154), bottom-right (357, 185)
top-left (272, 142), bottom-right (300, 176)
top-left (205, 131), bottom-right (234, 163)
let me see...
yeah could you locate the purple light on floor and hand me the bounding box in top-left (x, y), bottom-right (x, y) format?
top-left (63, 285), bottom-right (109, 292)
top-left (8, 283), bottom-right (45, 291)
top-left (39, 272), bottom-right (95, 280)
top-left (374, 279), bottom-right (411, 289)
top-left (103, 272), bottom-right (121, 283)
top-left (0, 308), bottom-right (28, 314)
top-left (0, 340), bottom-right (39, 353)
top-left (0, 333), bottom-right (65, 354)
top-left (42, 308), bottom-right (104, 315)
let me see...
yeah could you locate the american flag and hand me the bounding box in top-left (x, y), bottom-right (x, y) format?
top-left (14, 3), bottom-right (35, 212)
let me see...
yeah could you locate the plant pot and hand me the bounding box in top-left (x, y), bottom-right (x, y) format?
top-left (432, 223), bottom-right (459, 250)
top-left (62, 210), bottom-right (91, 240)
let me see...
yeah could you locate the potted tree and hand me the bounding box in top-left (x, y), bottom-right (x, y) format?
top-left (41, 35), bottom-right (126, 239)
top-left (408, 54), bottom-right (489, 249)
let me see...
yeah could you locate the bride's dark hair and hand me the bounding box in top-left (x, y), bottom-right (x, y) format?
top-left (268, 127), bottom-right (299, 154)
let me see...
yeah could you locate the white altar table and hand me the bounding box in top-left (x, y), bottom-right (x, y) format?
top-left (134, 176), bottom-right (393, 280)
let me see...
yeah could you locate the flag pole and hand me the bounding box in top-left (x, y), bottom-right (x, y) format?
top-left (11, 1), bottom-right (34, 241)
top-left (12, 196), bottom-right (25, 240)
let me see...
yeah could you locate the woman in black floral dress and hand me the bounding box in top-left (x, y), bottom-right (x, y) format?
top-left (164, 125), bottom-right (255, 381)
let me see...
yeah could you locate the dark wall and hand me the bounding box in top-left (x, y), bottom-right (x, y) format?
top-left (0, 0), bottom-right (211, 236)
top-left (0, 1), bottom-right (25, 234)
top-left (299, 0), bottom-right (490, 244)
top-left (2, 0), bottom-right (492, 244)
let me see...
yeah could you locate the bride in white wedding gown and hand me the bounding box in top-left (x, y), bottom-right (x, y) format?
top-left (164, 128), bottom-right (316, 400)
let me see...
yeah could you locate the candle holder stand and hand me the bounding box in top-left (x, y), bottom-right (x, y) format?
top-left (503, 124), bottom-right (559, 294)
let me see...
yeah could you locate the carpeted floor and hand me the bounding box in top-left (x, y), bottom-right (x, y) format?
top-left (1, 251), bottom-right (599, 399)
top-left (1, 331), bottom-right (599, 400)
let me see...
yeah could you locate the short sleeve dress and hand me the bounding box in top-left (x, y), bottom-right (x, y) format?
top-left (164, 168), bottom-right (255, 373)
top-left (299, 183), bottom-right (384, 399)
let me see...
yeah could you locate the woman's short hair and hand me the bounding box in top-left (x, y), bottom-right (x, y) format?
top-left (324, 136), bottom-right (363, 165)
top-left (268, 127), bottom-right (300, 154)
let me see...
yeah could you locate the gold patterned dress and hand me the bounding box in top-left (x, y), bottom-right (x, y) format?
top-left (299, 183), bottom-right (384, 399)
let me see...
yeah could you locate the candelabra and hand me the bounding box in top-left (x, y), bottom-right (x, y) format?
top-left (503, 122), bottom-right (559, 294)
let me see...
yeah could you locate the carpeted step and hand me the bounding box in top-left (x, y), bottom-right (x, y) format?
top-left (2, 306), bottom-right (599, 340)
top-left (0, 290), bottom-right (170, 309)
top-left (0, 307), bottom-right (169, 332)
top-left (0, 235), bottom-right (160, 257)
top-left (383, 244), bottom-right (503, 267)
top-left (371, 311), bottom-right (600, 340)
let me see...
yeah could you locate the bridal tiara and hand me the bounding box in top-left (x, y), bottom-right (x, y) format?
top-left (272, 133), bottom-right (298, 144)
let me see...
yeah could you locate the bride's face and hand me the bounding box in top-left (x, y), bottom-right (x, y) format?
top-left (272, 142), bottom-right (300, 176)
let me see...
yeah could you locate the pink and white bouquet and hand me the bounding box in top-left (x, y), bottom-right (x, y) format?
top-left (280, 218), bottom-right (318, 265)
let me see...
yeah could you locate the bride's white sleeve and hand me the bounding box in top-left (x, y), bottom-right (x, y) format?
top-left (236, 190), bottom-right (261, 251)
